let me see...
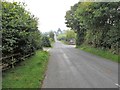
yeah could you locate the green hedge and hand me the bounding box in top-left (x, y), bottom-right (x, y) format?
top-left (1, 2), bottom-right (42, 69)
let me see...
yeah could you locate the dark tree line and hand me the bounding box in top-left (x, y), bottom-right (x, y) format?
top-left (65, 2), bottom-right (120, 55)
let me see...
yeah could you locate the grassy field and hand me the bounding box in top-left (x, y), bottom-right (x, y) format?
top-left (2, 51), bottom-right (49, 88)
top-left (77, 45), bottom-right (119, 63)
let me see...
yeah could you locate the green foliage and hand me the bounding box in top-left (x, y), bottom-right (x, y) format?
top-left (57, 30), bottom-right (76, 45)
top-left (65, 2), bottom-right (87, 46)
top-left (65, 2), bottom-right (120, 55)
top-left (42, 35), bottom-right (51, 47)
top-left (65, 2), bottom-right (81, 31)
top-left (57, 33), bottom-right (66, 41)
top-left (49, 31), bottom-right (55, 42)
top-left (2, 2), bottom-right (42, 68)
top-left (65, 30), bottom-right (76, 41)
top-left (57, 30), bottom-right (76, 41)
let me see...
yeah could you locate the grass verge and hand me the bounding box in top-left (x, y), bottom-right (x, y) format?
top-left (77, 45), bottom-right (119, 63)
top-left (2, 51), bottom-right (49, 88)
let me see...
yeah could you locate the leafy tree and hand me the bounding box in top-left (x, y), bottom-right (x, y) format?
top-left (57, 28), bottom-right (62, 35)
top-left (42, 35), bottom-right (51, 47)
top-left (65, 30), bottom-right (76, 41)
top-left (65, 2), bottom-right (120, 54)
top-left (49, 31), bottom-right (55, 42)
top-left (2, 1), bottom-right (42, 67)
top-left (57, 33), bottom-right (66, 41)
top-left (65, 2), bottom-right (87, 46)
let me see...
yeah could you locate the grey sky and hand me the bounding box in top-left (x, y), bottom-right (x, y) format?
top-left (8, 0), bottom-right (80, 32)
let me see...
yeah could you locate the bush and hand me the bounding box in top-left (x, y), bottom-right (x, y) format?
top-left (1, 2), bottom-right (42, 69)
top-left (42, 35), bottom-right (51, 47)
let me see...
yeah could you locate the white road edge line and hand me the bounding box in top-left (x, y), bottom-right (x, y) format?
top-left (115, 83), bottom-right (120, 88)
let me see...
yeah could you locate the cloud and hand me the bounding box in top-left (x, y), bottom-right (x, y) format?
top-left (7, 0), bottom-right (79, 32)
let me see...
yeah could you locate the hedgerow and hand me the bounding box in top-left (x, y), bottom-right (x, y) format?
top-left (1, 2), bottom-right (42, 69)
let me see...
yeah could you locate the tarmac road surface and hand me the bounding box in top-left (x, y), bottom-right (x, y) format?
top-left (42, 41), bottom-right (118, 88)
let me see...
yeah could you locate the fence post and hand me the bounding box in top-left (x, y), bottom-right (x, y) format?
top-left (11, 57), bottom-right (15, 68)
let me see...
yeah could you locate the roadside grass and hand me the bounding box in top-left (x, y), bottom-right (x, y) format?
top-left (2, 51), bottom-right (49, 88)
top-left (77, 45), bottom-right (119, 63)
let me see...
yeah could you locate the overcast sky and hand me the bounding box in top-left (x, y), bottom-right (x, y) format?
top-left (8, 0), bottom-right (80, 32)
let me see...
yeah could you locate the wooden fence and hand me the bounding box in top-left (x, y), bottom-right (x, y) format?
top-left (0, 53), bottom-right (34, 71)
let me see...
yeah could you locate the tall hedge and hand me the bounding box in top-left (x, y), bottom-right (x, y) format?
top-left (1, 2), bottom-right (42, 67)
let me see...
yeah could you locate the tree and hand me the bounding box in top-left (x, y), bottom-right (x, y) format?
top-left (65, 2), bottom-right (120, 54)
top-left (49, 31), bottom-right (55, 42)
top-left (42, 35), bottom-right (51, 47)
top-left (65, 2), bottom-right (86, 46)
top-left (65, 30), bottom-right (76, 41)
top-left (2, 1), bottom-right (42, 67)
top-left (57, 28), bottom-right (62, 35)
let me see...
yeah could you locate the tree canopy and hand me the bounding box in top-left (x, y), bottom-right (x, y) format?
top-left (2, 2), bottom-right (43, 68)
top-left (65, 2), bottom-right (120, 54)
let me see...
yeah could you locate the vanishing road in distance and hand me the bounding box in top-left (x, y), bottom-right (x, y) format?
top-left (43, 38), bottom-right (118, 88)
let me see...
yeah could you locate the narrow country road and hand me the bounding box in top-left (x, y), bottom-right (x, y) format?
top-left (42, 41), bottom-right (118, 88)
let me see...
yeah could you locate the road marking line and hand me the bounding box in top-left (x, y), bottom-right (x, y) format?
top-left (115, 83), bottom-right (120, 88)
